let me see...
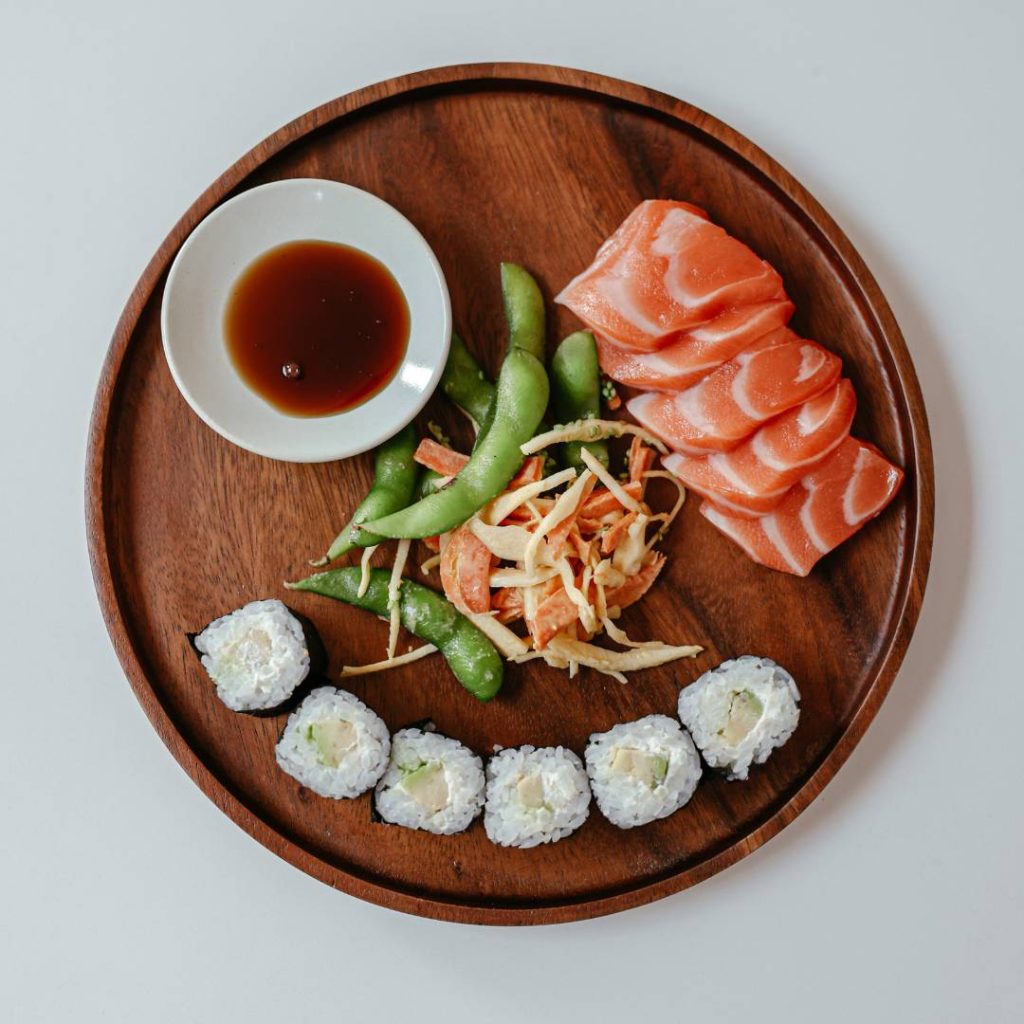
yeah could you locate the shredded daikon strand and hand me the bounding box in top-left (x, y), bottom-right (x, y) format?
top-left (340, 643), bottom-right (438, 677)
top-left (483, 467), bottom-right (576, 525)
top-left (386, 539), bottom-right (410, 660)
top-left (511, 649), bottom-right (571, 670)
top-left (489, 565), bottom-right (560, 589)
top-left (593, 558), bottom-right (625, 589)
top-left (600, 616), bottom-right (664, 649)
top-left (547, 636), bottom-right (702, 676)
top-left (521, 579), bottom-right (544, 631)
top-left (524, 470), bottom-right (593, 573)
top-left (611, 514), bottom-right (651, 577)
top-left (594, 576), bottom-right (609, 622)
top-left (521, 419), bottom-right (668, 456)
top-left (469, 519), bottom-right (540, 562)
top-left (466, 612), bottom-right (531, 658)
top-left (420, 553), bottom-right (441, 574)
top-left (554, 557), bottom-right (597, 633)
top-left (357, 544), bottom-right (378, 597)
top-left (642, 470), bottom-right (687, 554)
top-left (579, 447), bottom-right (642, 512)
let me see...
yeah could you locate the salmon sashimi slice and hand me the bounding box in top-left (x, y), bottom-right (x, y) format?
top-left (626, 327), bottom-right (842, 454)
top-left (663, 379), bottom-right (857, 516)
top-left (700, 437), bottom-right (904, 575)
top-left (595, 300), bottom-right (794, 392)
top-left (556, 200), bottom-right (788, 351)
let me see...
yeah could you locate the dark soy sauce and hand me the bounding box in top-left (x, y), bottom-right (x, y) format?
top-left (224, 240), bottom-right (410, 417)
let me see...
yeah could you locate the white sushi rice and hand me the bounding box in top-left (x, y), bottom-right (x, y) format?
top-left (374, 728), bottom-right (485, 835)
top-left (275, 687), bottom-right (390, 799)
top-left (585, 715), bottom-right (702, 828)
top-left (195, 599), bottom-right (309, 712)
top-left (484, 746), bottom-right (590, 849)
top-left (678, 655), bottom-right (800, 781)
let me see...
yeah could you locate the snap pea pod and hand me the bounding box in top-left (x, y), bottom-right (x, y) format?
top-left (550, 331), bottom-right (609, 471)
top-left (287, 567), bottom-right (503, 701)
top-left (441, 331), bottom-right (495, 430)
top-left (314, 424), bottom-right (418, 565)
top-left (362, 347), bottom-right (549, 538)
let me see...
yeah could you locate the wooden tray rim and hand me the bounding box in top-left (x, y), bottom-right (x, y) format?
top-left (85, 62), bottom-right (934, 925)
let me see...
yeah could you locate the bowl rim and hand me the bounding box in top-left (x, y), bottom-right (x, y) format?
top-left (159, 177), bottom-right (452, 463)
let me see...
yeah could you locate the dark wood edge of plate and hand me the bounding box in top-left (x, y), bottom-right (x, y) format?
top-left (85, 62), bottom-right (935, 925)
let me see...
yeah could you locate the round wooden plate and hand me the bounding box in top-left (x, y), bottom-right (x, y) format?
top-left (86, 64), bottom-right (933, 924)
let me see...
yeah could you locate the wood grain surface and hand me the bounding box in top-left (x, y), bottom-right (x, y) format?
top-left (85, 63), bottom-right (933, 924)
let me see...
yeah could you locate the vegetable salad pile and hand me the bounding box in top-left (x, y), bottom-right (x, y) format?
top-left (290, 263), bottom-right (701, 700)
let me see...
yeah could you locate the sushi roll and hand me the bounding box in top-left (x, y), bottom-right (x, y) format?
top-left (374, 727), bottom-right (485, 835)
top-left (484, 746), bottom-right (590, 849)
top-left (275, 687), bottom-right (390, 798)
top-left (677, 655), bottom-right (800, 780)
top-left (585, 715), bottom-right (702, 829)
top-left (193, 599), bottom-right (312, 713)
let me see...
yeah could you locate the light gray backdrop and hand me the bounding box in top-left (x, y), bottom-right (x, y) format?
top-left (1, 1), bottom-right (1020, 1020)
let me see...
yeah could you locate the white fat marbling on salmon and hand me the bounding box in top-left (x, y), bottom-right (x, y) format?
top-left (842, 446), bottom-right (876, 525)
top-left (674, 379), bottom-right (717, 436)
top-left (760, 514), bottom-right (805, 575)
top-left (799, 490), bottom-right (831, 553)
top-left (795, 345), bottom-right (827, 383)
top-left (594, 272), bottom-right (666, 337)
top-left (796, 386), bottom-right (836, 434)
top-left (701, 504), bottom-right (759, 556)
top-left (749, 429), bottom-right (791, 473)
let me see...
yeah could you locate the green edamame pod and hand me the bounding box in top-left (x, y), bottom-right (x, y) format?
top-left (473, 263), bottom-right (550, 444)
top-left (363, 348), bottom-right (549, 538)
top-left (416, 467), bottom-right (444, 500)
top-left (550, 331), bottom-right (609, 471)
top-left (441, 331), bottom-right (495, 430)
top-left (288, 568), bottom-right (503, 701)
top-left (500, 263), bottom-right (546, 361)
top-left (315, 424), bottom-right (418, 564)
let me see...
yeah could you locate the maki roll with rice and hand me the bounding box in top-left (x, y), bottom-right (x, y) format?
top-left (677, 655), bottom-right (800, 781)
top-left (275, 687), bottom-right (390, 798)
top-left (585, 715), bottom-right (702, 829)
top-left (484, 746), bottom-right (590, 848)
top-left (374, 727), bottom-right (485, 834)
top-left (193, 599), bottom-right (313, 713)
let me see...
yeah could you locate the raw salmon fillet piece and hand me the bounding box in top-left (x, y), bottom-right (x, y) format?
top-left (700, 437), bottom-right (904, 575)
top-left (663, 379), bottom-right (856, 516)
top-left (556, 200), bottom-right (788, 351)
top-left (595, 300), bottom-right (795, 392)
top-left (626, 327), bottom-right (842, 454)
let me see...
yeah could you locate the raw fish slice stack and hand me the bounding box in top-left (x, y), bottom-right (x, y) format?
top-left (557, 200), bottom-right (903, 575)
top-left (700, 439), bottom-right (904, 576)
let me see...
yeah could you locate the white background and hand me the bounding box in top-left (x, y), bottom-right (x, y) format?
top-left (2, 1), bottom-right (1021, 1020)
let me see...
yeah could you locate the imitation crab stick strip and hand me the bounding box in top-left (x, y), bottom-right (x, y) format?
top-left (579, 481), bottom-right (644, 519)
top-left (439, 526), bottom-right (493, 615)
top-left (413, 438), bottom-right (469, 477)
top-left (628, 436), bottom-right (657, 484)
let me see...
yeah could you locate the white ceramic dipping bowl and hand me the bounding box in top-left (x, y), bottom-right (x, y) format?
top-left (161, 178), bottom-right (451, 462)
